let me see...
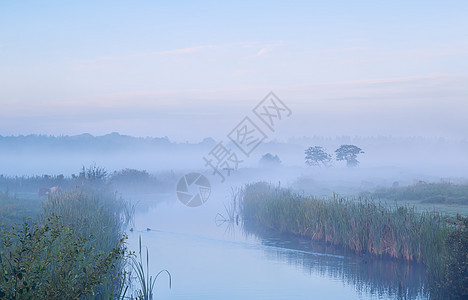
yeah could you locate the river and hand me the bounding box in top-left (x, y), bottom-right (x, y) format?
top-left (125, 189), bottom-right (428, 300)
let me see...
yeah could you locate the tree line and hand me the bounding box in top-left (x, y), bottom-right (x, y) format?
top-left (305, 145), bottom-right (364, 167)
top-left (259, 144), bottom-right (364, 168)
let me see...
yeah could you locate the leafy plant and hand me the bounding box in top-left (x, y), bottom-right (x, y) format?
top-left (0, 216), bottom-right (126, 299)
top-left (438, 215), bottom-right (468, 299)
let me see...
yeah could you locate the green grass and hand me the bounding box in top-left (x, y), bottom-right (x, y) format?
top-left (366, 182), bottom-right (468, 204)
top-left (240, 182), bottom-right (468, 298)
top-left (0, 187), bottom-right (130, 299)
top-left (0, 168), bottom-right (179, 198)
top-left (361, 182), bottom-right (468, 217)
top-left (0, 191), bottom-right (41, 229)
top-left (128, 236), bottom-right (171, 300)
top-left (42, 188), bottom-right (129, 254)
top-left (242, 182), bottom-right (448, 263)
top-left (0, 167), bottom-right (171, 299)
top-left (0, 216), bottom-right (126, 299)
top-left (439, 216), bottom-right (468, 298)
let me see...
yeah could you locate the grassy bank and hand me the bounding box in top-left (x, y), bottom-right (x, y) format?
top-left (241, 182), bottom-right (467, 298)
top-left (368, 182), bottom-right (468, 205)
top-left (0, 188), bottom-right (130, 299)
top-left (361, 182), bottom-right (468, 217)
top-left (0, 165), bottom-right (172, 299)
top-left (0, 168), bottom-right (179, 198)
top-left (0, 191), bottom-right (41, 228)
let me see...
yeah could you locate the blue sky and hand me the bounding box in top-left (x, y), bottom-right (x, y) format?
top-left (1, 1), bottom-right (467, 141)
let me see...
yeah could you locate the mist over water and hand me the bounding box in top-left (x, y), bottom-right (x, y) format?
top-left (1, 133), bottom-right (464, 298)
top-left (1, 133), bottom-right (467, 187)
top-left (2, 1), bottom-right (468, 298)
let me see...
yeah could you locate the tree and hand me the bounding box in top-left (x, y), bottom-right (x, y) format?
top-left (335, 145), bottom-right (364, 167)
top-left (259, 153), bottom-right (282, 167)
top-left (305, 146), bottom-right (332, 167)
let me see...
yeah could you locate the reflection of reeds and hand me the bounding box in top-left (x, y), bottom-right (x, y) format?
top-left (240, 182), bottom-right (450, 284)
top-left (243, 220), bottom-right (428, 299)
top-left (215, 188), bottom-right (241, 235)
top-left (124, 200), bottom-right (137, 230)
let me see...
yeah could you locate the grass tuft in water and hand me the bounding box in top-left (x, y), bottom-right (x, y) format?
top-left (128, 235), bottom-right (171, 300)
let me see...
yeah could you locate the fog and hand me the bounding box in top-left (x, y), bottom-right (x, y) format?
top-left (2, 1), bottom-right (468, 299)
top-left (1, 133), bottom-right (467, 195)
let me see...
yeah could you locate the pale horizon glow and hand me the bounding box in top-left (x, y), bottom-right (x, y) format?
top-left (1, 1), bottom-right (467, 142)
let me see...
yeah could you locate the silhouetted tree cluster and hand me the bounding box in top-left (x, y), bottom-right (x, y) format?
top-left (305, 145), bottom-right (364, 167)
top-left (305, 146), bottom-right (331, 167)
top-left (335, 145), bottom-right (364, 167)
top-left (259, 153), bottom-right (282, 168)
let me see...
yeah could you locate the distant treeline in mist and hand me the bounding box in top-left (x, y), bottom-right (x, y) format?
top-left (1, 133), bottom-right (467, 153)
top-left (0, 132), bottom-right (216, 152)
top-left (2, 133), bottom-right (468, 174)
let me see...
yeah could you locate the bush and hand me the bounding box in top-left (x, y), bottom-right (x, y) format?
top-left (439, 216), bottom-right (468, 299)
top-left (0, 216), bottom-right (126, 299)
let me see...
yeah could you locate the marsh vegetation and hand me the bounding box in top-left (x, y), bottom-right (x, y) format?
top-left (0, 163), bottom-right (467, 299)
top-left (240, 182), bottom-right (467, 299)
top-left (0, 166), bottom-right (172, 299)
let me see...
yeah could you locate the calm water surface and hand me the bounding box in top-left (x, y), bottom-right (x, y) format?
top-left (125, 191), bottom-right (428, 300)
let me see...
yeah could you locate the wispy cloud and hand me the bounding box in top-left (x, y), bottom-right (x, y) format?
top-left (255, 47), bottom-right (269, 57)
top-left (239, 42), bottom-right (283, 57)
top-left (157, 45), bottom-right (214, 55)
top-left (256, 42), bottom-right (283, 57)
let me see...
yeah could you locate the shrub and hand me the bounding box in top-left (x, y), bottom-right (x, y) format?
top-left (439, 216), bottom-right (468, 299)
top-left (0, 216), bottom-right (126, 299)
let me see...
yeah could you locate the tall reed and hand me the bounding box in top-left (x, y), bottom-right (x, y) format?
top-left (41, 187), bottom-right (131, 298)
top-left (128, 236), bottom-right (171, 300)
top-left (240, 183), bottom-right (450, 281)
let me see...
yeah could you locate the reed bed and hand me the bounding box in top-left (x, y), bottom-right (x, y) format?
top-left (0, 188), bottom-right (129, 299)
top-left (241, 183), bottom-right (449, 274)
top-left (241, 182), bottom-right (468, 298)
top-left (43, 188), bottom-right (131, 299)
top-left (42, 188), bottom-right (129, 253)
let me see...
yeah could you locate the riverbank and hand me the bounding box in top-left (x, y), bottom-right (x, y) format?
top-left (240, 182), bottom-right (467, 299)
top-left (0, 187), bottom-right (129, 299)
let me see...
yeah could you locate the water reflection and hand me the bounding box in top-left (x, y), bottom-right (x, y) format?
top-left (127, 192), bottom-right (430, 300)
top-left (242, 221), bottom-right (429, 300)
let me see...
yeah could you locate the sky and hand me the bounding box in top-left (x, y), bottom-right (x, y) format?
top-left (1, 1), bottom-right (468, 142)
